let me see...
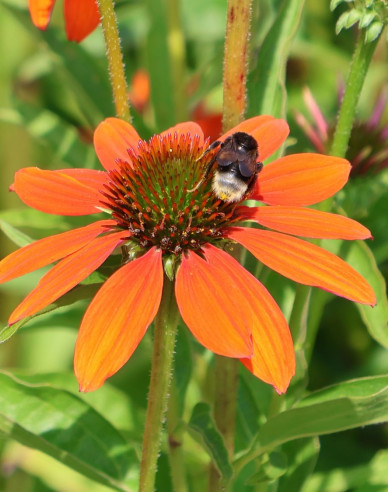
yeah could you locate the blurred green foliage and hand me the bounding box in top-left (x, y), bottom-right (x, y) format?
top-left (0, 0), bottom-right (387, 491)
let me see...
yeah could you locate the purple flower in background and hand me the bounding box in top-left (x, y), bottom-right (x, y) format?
top-left (295, 86), bottom-right (388, 176)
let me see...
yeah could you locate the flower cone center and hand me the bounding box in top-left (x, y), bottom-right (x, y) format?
top-left (102, 132), bottom-right (241, 254)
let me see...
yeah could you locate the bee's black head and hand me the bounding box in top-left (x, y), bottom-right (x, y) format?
top-left (229, 132), bottom-right (258, 152)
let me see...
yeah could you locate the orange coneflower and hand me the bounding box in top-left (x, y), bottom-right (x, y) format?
top-left (28, 0), bottom-right (100, 42)
top-left (0, 116), bottom-right (376, 393)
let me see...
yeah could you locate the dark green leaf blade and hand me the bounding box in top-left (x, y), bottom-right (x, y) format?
top-left (0, 283), bottom-right (101, 343)
top-left (187, 402), bottom-right (233, 484)
top-left (0, 372), bottom-right (137, 491)
top-left (144, 0), bottom-right (176, 129)
top-left (345, 241), bottom-right (388, 349)
top-left (237, 376), bottom-right (388, 467)
top-left (247, 0), bottom-right (305, 119)
top-left (277, 438), bottom-right (320, 492)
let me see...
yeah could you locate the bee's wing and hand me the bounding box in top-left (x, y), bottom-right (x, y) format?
top-left (238, 150), bottom-right (257, 178)
top-left (217, 149), bottom-right (237, 167)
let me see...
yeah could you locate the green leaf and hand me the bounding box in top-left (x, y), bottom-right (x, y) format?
top-left (330, 0), bottom-right (345, 11)
top-left (236, 372), bottom-right (261, 444)
top-left (144, 0), bottom-right (176, 130)
top-left (303, 449), bottom-right (388, 492)
top-left (278, 438), bottom-right (320, 492)
top-left (359, 11), bottom-right (377, 29)
top-left (246, 451), bottom-right (287, 485)
top-left (187, 403), bottom-right (233, 484)
top-left (247, 0), bottom-right (305, 120)
top-left (344, 9), bottom-right (362, 29)
top-left (365, 21), bottom-right (384, 43)
top-left (345, 241), bottom-right (388, 349)
top-left (238, 376), bottom-right (388, 463)
top-left (12, 372), bottom-right (135, 433)
top-left (298, 376), bottom-right (388, 405)
top-left (0, 283), bottom-right (101, 343)
top-left (336, 11), bottom-right (350, 34)
top-left (1, 1), bottom-right (114, 126)
top-left (0, 319), bottom-right (25, 344)
top-left (0, 219), bottom-right (33, 247)
top-left (0, 208), bottom-right (73, 234)
top-left (9, 99), bottom-right (98, 169)
top-left (0, 372), bottom-right (137, 491)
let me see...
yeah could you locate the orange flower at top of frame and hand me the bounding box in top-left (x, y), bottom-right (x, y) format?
top-left (0, 116), bottom-right (376, 393)
top-left (29, 0), bottom-right (100, 42)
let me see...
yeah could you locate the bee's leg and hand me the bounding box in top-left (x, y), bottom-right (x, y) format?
top-left (188, 158), bottom-right (216, 193)
top-left (195, 140), bottom-right (222, 162)
top-left (244, 163), bottom-right (263, 198)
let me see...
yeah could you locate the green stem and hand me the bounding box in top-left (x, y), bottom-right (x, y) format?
top-left (222, 0), bottom-right (253, 131)
top-left (208, 356), bottom-right (239, 491)
top-left (167, 382), bottom-right (188, 492)
top-left (207, 4), bottom-right (253, 489)
top-left (166, 0), bottom-right (188, 122)
top-left (139, 277), bottom-right (180, 492)
top-left (97, 0), bottom-right (131, 121)
top-left (299, 30), bottom-right (379, 391)
top-left (330, 31), bottom-right (378, 158)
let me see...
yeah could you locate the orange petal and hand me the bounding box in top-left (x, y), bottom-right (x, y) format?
top-left (55, 168), bottom-right (108, 190)
top-left (74, 247), bottom-right (163, 392)
top-left (158, 122), bottom-right (205, 145)
top-left (238, 281), bottom-right (295, 393)
top-left (9, 231), bottom-right (125, 325)
top-left (28, 0), bottom-right (55, 30)
top-left (221, 115), bottom-right (274, 140)
top-left (14, 167), bottom-right (105, 215)
top-left (228, 227), bottom-right (376, 306)
top-left (64, 0), bottom-right (100, 42)
top-left (0, 220), bottom-right (115, 284)
top-left (175, 246), bottom-right (253, 358)
top-left (176, 245), bottom-right (294, 392)
top-left (94, 118), bottom-right (142, 171)
top-left (221, 116), bottom-right (289, 161)
top-left (237, 205), bottom-right (372, 240)
top-left (252, 153), bottom-right (351, 205)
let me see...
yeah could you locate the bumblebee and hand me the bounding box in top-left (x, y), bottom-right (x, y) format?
top-left (190, 132), bottom-right (262, 203)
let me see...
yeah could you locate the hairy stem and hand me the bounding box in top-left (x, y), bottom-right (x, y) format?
top-left (139, 277), bottom-right (180, 492)
top-left (330, 31), bottom-right (378, 159)
top-left (97, 0), bottom-right (131, 121)
top-left (222, 0), bottom-right (253, 130)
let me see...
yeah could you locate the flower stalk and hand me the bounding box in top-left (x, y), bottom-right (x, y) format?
top-left (222, 0), bottom-right (253, 130)
top-left (208, 356), bottom-right (239, 491)
top-left (167, 383), bottom-right (188, 492)
top-left (208, 3), bottom-right (253, 489)
top-left (330, 31), bottom-right (378, 159)
top-left (97, 0), bottom-right (131, 121)
top-left (139, 276), bottom-right (180, 492)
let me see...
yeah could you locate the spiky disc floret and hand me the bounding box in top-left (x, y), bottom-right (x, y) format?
top-left (101, 132), bottom-right (243, 256)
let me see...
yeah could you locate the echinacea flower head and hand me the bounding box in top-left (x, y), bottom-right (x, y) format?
top-left (0, 116), bottom-right (376, 393)
top-left (295, 86), bottom-right (388, 176)
top-left (29, 0), bottom-right (100, 42)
